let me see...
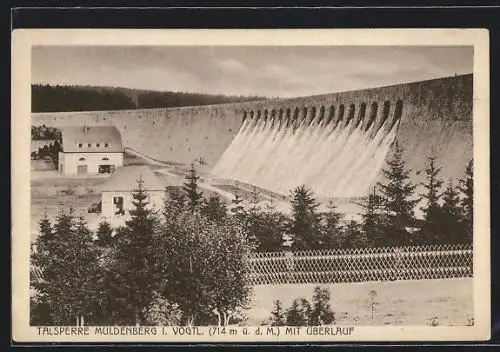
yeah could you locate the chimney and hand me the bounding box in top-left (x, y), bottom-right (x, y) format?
top-left (83, 125), bottom-right (89, 134)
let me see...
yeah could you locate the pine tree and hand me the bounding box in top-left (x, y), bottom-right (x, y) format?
top-left (30, 213), bottom-right (54, 325)
top-left (230, 194), bottom-right (245, 218)
top-left (111, 178), bottom-right (160, 325)
top-left (74, 216), bottom-right (106, 325)
top-left (35, 212), bottom-right (54, 253)
top-left (183, 163), bottom-right (203, 211)
top-left (360, 187), bottom-right (386, 247)
top-left (250, 200), bottom-right (285, 252)
top-left (321, 200), bottom-right (344, 249)
top-left (163, 186), bottom-right (187, 223)
top-left (441, 180), bottom-right (464, 244)
top-left (201, 194), bottom-right (228, 223)
top-left (270, 300), bottom-right (286, 326)
top-left (32, 209), bottom-right (103, 325)
top-left (459, 160), bottom-right (473, 244)
top-left (342, 220), bottom-right (368, 249)
top-left (309, 286), bottom-right (335, 325)
top-left (289, 185), bottom-right (322, 250)
top-left (377, 142), bottom-right (420, 246)
top-left (95, 220), bottom-right (114, 247)
top-left (285, 298), bottom-right (311, 326)
top-left (419, 154), bottom-right (444, 245)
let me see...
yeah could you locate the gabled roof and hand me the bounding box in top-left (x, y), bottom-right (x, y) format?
top-left (101, 166), bottom-right (164, 192)
top-left (61, 125), bottom-right (123, 153)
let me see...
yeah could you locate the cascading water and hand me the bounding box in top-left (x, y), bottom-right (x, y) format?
top-left (211, 109), bottom-right (401, 199)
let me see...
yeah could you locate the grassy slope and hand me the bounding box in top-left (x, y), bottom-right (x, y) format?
top-left (248, 278), bottom-right (473, 327)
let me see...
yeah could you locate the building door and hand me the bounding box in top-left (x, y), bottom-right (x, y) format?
top-left (77, 165), bottom-right (87, 175)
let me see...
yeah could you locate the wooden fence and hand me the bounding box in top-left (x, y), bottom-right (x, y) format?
top-left (246, 244), bottom-right (473, 285)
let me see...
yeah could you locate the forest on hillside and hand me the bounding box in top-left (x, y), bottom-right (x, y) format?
top-left (32, 84), bottom-right (267, 112)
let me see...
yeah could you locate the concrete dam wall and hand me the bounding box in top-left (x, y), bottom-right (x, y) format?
top-left (32, 74), bottom-right (473, 198)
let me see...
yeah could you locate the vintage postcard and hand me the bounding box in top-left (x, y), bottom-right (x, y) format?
top-left (12, 28), bottom-right (490, 343)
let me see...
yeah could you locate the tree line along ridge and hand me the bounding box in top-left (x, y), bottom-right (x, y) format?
top-left (31, 84), bottom-right (268, 112)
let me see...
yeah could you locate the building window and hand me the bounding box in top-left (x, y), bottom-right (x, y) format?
top-left (96, 143), bottom-right (100, 147)
top-left (113, 196), bottom-right (125, 215)
top-left (78, 143), bottom-right (83, 148)
top-left (98, 164), bottom-right (115, 174)
top-left (88, 143), bottom-right (91, 148)
top-left (78, 157), bottom-right (86, 161)
top-left (102, 157), bottom-right (109, 161)
top-left (105, 143), bottom-right (109, 147)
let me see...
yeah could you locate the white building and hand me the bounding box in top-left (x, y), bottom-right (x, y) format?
top-left (100, 166), bottom-right (165, 222)
top-left (58, 125), bottom-right (124, 176)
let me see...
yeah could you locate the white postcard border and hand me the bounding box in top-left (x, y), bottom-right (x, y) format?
top-left (11, 28), bottom-right (491, 343)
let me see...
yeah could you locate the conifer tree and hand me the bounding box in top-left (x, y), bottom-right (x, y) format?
top-left (111, 178), bottom-right (160, 325)
top-left (251, 200), bottom-right (286, 252)
top-left (309, 286), bottom-right (335, 325)
top-left (377, 142), bottom-right (419, 246)
top-left (163, 187), bottom-right (187, 223)
top-left (342, 220), bottom-right (368, 249)
top-left (419, 154), bottom-right (444, 244)
top-left (230, 194), bottom-right (245, 218)
top-left (441, 179), bottom-right (464, 244)
top-left (201, 194), bottom-right (228, 223)
top-left (360, 187), bottom-right (387, 247)
top-left (270, 300), bottom-right (286, 326)
top-left (459, 160), bottom-right (474, 243)
top-left (95, 220), bottom-right (114, 247)
top-left (289, 185), bottom-right (322, 250)
top-left (30, 213), bottom-right (54, 325)
top-left (285, 298), bottom-right (311, 326)
top-left (183, 163), bottom-right (203, 211)
top-left (321, 200), bottom-right (344, 248)
top-left (74, 216), bottom-right (106, 325)
top-left (248, 186), bottom-right (261, 212)
top-left (32, 209), bottom-right (103, 325)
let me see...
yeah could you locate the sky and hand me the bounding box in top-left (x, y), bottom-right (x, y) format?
top-left (32, 46), bottom-right (473, 98)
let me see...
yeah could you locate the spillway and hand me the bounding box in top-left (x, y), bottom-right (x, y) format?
top-left (211, 106), bottom-right (400, 198)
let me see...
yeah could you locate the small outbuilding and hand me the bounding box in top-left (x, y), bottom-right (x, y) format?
top-left (58, 125), bottom-right (124, 176)
top-left (100, 165), bottom-right (164, 219)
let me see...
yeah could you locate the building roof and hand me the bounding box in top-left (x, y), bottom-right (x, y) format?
top-left (61, 125), bottom-right (123, 153)
top-left (101, 166), bottom-right (164, 192)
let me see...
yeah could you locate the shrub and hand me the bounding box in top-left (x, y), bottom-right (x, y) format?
top-left (142, 292), bottom-right (183, 326)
